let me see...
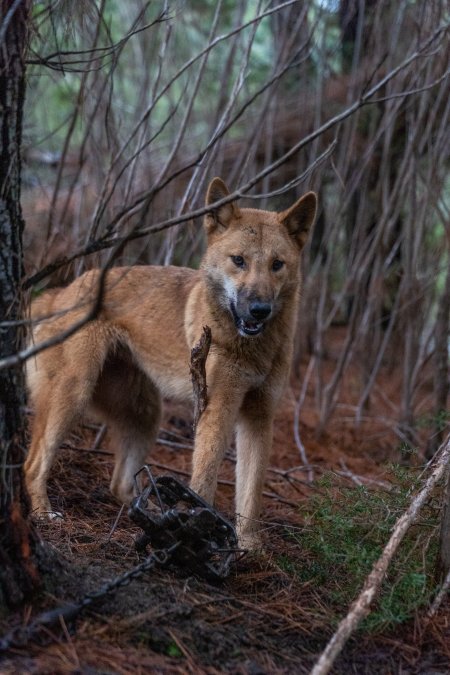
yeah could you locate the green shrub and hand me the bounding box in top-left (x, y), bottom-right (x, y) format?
top-left (278, 471), bottom-right (440, 633)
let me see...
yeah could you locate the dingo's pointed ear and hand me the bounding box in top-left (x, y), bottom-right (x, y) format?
top-left (205, 177), bottom-right (239, 235)
top-left (279, 191), bottom-right (317, 249)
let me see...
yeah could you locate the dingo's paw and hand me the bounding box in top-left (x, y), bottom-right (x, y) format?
top-left (237, 531), bottom-right (264, 553)
top-left (32, 508), bottom-right (64, 521)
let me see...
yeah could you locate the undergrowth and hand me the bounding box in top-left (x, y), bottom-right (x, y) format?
top-left (278, 468), bottom-right (441, 633)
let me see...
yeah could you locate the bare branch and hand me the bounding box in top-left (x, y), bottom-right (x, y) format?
top-left (23, 20), bottom-right (449, 289)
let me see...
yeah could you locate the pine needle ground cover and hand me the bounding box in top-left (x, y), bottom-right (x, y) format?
top-left (1, 396), bottom-right (449, 674)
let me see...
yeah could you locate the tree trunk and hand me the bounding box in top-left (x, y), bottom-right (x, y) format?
top-left (437, 463), bottom-right (450, 579)
top-left (426, 258), bottom-right (450, 458)
top-left (434, 260), bottom-right (450, 578)
top-left (0, 0), bottom-right (40, 611)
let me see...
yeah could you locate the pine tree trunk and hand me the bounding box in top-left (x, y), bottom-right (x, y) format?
top-left (0, 0), bottom-right (40, 611)
top-left (438, 465), bottom-right (450, 579)
top-left (426, 262), bottom-right (450, 458)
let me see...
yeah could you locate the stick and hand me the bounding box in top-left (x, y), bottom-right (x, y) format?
top-left (146, 461), bottom-right (298, 507)
top-left (190, 325), bottom-right (211, 432)
top-left (428, 567), bottom-right (450, 618)
top-left (311, 436), bottom-right (450, 675)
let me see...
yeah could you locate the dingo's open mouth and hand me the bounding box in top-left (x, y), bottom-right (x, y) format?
top-left (230, 302), bottom-right (265, 337)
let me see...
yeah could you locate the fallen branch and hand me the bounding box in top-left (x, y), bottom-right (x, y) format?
top-left (428, 567), bottom-right (450, 618)
top-left (337, 459), bottom-right (363, 486)
top-left (311, 435), bottom-right (450, 675)
top-left (146, 461), bottom-right (299, 507)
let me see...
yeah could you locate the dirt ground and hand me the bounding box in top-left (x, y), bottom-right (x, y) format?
top-left (1, 357), bottom-right (449, 674)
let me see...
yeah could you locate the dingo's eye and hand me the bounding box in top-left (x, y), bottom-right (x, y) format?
top-left (231, 255), bottom-right (245, 268)
top-left (272, 259), bottom-right (284, 271)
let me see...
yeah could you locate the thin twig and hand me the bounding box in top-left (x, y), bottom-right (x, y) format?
top-left (144, 461), bottom-right (299, 508)
top-left (427, 567), bottom-right (450, 617)
top-left (23, 22), bottom-right (448, 290)
top-left (103, 504), bottom-right (125, 546)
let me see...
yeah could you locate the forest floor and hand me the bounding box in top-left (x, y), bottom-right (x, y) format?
top-left (1, 343), bottom-right (449, 674)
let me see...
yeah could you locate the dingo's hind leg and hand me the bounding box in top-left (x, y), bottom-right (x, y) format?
top-left (91, 348), bottom-right (161, 505)
top-left (25, 325), bottom-right (113, 517)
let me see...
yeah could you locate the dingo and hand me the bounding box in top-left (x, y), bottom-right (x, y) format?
top-left (24, 178), bottom-right (317, 548)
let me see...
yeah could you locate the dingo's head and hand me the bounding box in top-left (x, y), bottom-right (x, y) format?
top-left (202, 177), bottom-right (317, 337)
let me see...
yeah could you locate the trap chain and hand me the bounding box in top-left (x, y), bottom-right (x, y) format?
top-left (0, 466), bottom-right (241, 652)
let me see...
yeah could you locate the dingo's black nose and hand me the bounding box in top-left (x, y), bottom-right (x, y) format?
top-left (249, 302), bottom-right (271, 320)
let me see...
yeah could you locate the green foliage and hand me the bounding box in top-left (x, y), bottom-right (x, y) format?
top-left (395, 442), bottom-right (419, 460)
top-left (166, 641), bottom-right (183, 658)
top-left (278, 472), bottom-right (439, 633)
top-left (416, 409), bottom-right (450, 433)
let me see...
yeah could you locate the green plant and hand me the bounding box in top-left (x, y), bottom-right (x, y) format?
top-left (278, 472), bottom-right (440, 633)
top-left (416, 410), bottom-right (450, 433)
top-left (166, 641), bottom-right (183, 658)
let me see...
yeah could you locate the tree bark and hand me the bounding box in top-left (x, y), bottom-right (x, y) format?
top-left (427, 247), bottom-right (450, 575)
top-left (427, 258), bottom-right (450, 458)
top-left (0, 0), bottom-right (40, 611)
top-left (437, 462), bottom-right (450, 580)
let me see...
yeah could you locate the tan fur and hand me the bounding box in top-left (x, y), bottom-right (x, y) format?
top-left (24, 178), bottom-right (317, 548)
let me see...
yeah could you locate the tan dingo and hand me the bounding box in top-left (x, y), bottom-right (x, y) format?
top-left (24, 178), bottom-right (317, 548)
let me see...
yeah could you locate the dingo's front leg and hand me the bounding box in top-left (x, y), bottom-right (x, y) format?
top-left (235, 390), bottom-right (275, 549)
top-left (190, 373), bottom-right (244, 506)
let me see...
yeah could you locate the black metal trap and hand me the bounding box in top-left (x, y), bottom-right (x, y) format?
top-left (0, 466), bottom-right (241, 653)
top-left (128, 465), bottom-right (239, 581)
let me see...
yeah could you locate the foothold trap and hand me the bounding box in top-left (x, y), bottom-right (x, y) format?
top-left (129, 465), bottom-right (240, 581)
top-left (0, 466), bottom-right (241, 653)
